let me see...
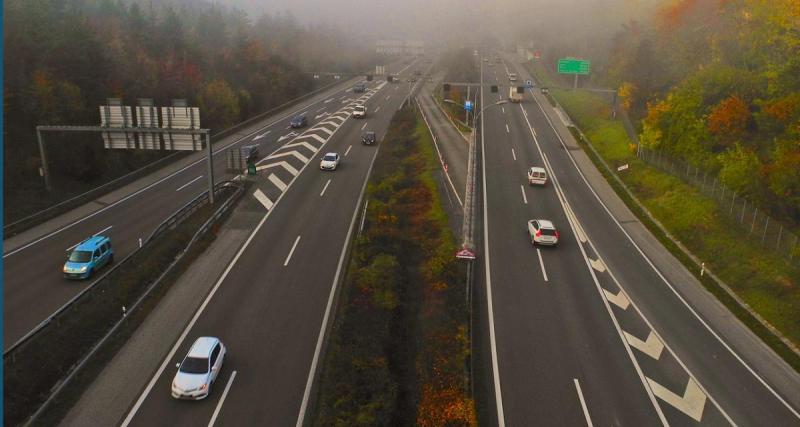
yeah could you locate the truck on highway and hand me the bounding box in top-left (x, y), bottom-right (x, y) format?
top-left (509, 86), bottom-right (522, 103)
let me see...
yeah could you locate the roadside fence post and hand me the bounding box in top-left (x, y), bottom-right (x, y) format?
top-left (740, 200), bottom-right (746, 223)
top-left (762, 216), bottom-right (770, 243)
top-left (776, 225), bottom-right (783, 250)
top-left (750, 208), bottom-right (758, 235)
top-left (730, 193), bottom-right (736, 215)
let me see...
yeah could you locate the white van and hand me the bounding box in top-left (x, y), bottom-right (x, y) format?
top-left (527, 167), bottom-right (547, 185)
top-left (509, 73), bottom-right (517, 82)
top-left (509, 86), bottom-right (522, 103)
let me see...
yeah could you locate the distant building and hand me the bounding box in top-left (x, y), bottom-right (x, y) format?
top-left (376, 40), bottom-right (425, 55)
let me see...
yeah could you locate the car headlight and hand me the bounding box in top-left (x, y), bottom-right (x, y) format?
top-left (78, 266), bottom-right (88, 273)
top-left (63, 265), bottom-right (69, 273)
top-left (199, 383), bottom-right (208, 391)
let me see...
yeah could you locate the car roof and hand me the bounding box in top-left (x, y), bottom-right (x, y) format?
top-left (187, 337), bottom-right (219, 358)
top-left (75, 235), bottom-right (109, 251)
top-left (292, 115), bottom-right (305, 120)
top-left (365, 131), bottom-right (375, 135)
top-left (535, 219), bottom-right (556, 229)
top-left (529, 167), bottom-right (546, 173)
top-left (324, 152), bottom-right (338, 157)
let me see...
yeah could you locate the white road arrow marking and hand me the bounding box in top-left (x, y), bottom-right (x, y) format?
top-left (256, 161), bottom-right (299, 176)
top-left (253, 130), bottom-right (271, 140)
top-left (647, 377), bottom-right (707, 422)
top-left (603, 288), bottom-right (631, 310)
top-left (284, 141), bottom-right (319, 153)
top-left (253, 189), bottom-right (273, 210)
top-left (624, 330), bottom-right (664, 360)
top-left (589, 258), bottom-right (606, 273)
top-left (268, 173), bottom-right (287, 191)
top-left (269, 150), bottom-right (309, 164)
top-left (315, 112), bottom-right (330, 120)
top-left (278, 131), bottom-right (298, 143)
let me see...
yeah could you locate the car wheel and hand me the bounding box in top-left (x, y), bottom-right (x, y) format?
top-left (87, 268), bottom-right (94, 279)
top-left (108, 254), bottom-right (114, 264)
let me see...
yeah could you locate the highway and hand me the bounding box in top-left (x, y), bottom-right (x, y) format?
top-left (478, 52), bottom-right (800, 425)
top-left (2, 60), bottom-right (416, 347)
top-left (118, 63), bottom-right (429, 425)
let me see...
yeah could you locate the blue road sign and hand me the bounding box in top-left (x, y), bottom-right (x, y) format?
top-left (465, 100), bottom-right (474, 112)
top-left (526, 80), bottom-right (533, 88)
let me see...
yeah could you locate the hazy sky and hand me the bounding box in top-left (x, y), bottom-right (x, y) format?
top-left (220, 0), bottom-right (657, 43)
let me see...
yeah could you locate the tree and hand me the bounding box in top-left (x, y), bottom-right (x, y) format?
top-left (198, 79), bottom-right (240, 130)
top-left (708, 95), bottom-right (750, 147)
top-left (717, 143), bottom-right (762, 197)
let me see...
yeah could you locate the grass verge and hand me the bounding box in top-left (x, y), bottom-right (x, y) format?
top-left (311, 106), bottom-right (475, 426)
top-left (524, 62), bottom-right (800, 371)
top-left (3, 185), bottom-right (243, 426)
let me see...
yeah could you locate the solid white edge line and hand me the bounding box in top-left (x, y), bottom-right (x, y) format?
top-left (574, 378), bottom-right (594, 427)
top-left (5, 79), bottom-right (363, 259)
top-left (284, 235), bottom-right (301, 266)
top-left (296, 134), bottom-right (385, 427)
top-left (537, 248), bottom-right (548, 282)
top-left (480, 57), bottom-right (507, 427)
top-left (520, 185), bottom-right (528, 205)
top-left (416, 98), bottom-right (464, 207)
top-left (531, 84), bottom-right (789, 421)
top-left (320, 179), bottom-right (331, 197)
top-left (519, 102), bottom-right (669, 426)
top-left (118, 73), bottom-right (382, 425)
top-left (208, 370), bottom-right (237, 427)
top-left (175, 175), bottom-right (203, 192)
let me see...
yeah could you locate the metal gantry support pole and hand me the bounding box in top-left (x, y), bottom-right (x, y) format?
top-left (205, 131), bottom-right (215, 204)
top-left (36, 127), bottom-right (52, 192)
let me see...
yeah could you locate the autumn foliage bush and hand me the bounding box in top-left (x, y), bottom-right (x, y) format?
top-left (313, 107), bottom-right (475, 426)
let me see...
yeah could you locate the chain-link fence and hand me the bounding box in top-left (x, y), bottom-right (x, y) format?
top-left (637, 147), bottom-right (799, 260)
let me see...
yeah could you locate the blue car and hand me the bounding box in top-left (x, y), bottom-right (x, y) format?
top-left (290, 115), bottom-right (307, 128)
top-left (63, 235), bottom-right (114, 279)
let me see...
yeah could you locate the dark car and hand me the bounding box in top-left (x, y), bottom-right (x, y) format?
top-left (240, 144), bottom-right (259, 161)
top-left (362, 131), bottom-right (376, 145)
top-left (290, 115), bottom-right (307, 128)
top-left (354, 83), bottom-right (366, 93)
top-left (413, 70), bottom-right (422, 76)
top-left (540, 87), bottom-right (550, 95)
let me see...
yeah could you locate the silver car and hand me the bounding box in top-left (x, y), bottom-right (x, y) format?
top-left (171, 337), bottom-right (226, 400)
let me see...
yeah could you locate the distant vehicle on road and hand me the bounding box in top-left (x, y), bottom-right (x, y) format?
top-left (171, 337), bottom-right (226, 400)
top-left (362, 131), bottom-right (376, 145)
top-left (352, 105), bottom-right (367, 119)
top-left (527, 167), bottom-right (547, 185)
top-left (528, 219), bottom-right (560, 246)
top-left (509, 87), bottom-right (522, 103)
top-left (540, 87), bottom-right (550, 95)
top-left (413, 70), bottom-right (422, 76)
top-left (353, 82), bottom-right (366, 93)
top-left (509, 72), bottom-right (517, 82)
top-left (290, 115), bottom-right (308, 128)
top-left (63, 235), bottom-right (113, 279)
top-left (483, 57), bottom-right (489, 62)
top-left (320, 152), bottom-right (341, 170)
top-left (240, 144), bottom-right (259, 162)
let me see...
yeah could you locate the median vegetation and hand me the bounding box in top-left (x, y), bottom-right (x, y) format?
top-left (312, 107), bottom-right (475, 425)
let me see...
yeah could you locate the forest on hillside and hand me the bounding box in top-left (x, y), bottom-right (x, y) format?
top-left (530, 0), bottom-right (800, 225)
top-left (3, 0), bottom-right (378, 221)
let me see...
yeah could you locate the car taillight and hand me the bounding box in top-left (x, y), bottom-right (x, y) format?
top-left (535, 230), bottom-right (542, 237)
top-left (555, 231), bottom-right (560, 239)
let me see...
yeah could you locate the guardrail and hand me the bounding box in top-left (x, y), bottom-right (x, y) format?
top-left (4, 180), bottom-right (242, 357)
top-left (7, 180), bottom-right (245, 426)
top-left (3, 75), bottom-right (354, 238)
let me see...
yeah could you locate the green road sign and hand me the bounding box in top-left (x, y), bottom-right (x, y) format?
top-left (557, 58), bottom-right (590, 75)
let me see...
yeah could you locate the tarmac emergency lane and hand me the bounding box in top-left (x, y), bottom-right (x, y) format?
top-left (123, 78), bottom-right (400, 426)
top-left (506, 56), bottom-right (800, 424)
top-left (1, 63), bottom-right (411, 346)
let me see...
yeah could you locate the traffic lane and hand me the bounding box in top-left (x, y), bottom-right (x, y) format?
top-left (520, 91), bottom-right (800, 422)
top-left (1, 77), bottom-right (382, 345)
top-left (483, 110), bottom-right (661, 425)
top-left (128, 104), bottom-right (384, 426)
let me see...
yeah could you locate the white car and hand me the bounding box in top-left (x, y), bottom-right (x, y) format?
top-left (527, 219), bottom-right (560, 246)
top-left (171, 337), bottom-right (226, 400)
top-left (527, 167), bottom-right (547, 185)
top-left (352, 105), bottom-right (366, 119)
top-left (509, 73), bottom-right (517, 82)
top-left (320, 152), bottom-right (340, 170)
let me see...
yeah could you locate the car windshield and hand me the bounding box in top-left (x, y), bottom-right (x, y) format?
top-left (356, 106), bottom-right (365, 111)
top-left (179, 356), bottom-right (209, 374)
top-left (68, 250), bottom-right (92, 263)
top-left (540, 229), bottom-right (558, 236)
top-left (324, 154), bottom-right (337, 161)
